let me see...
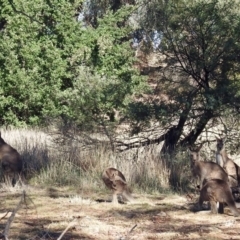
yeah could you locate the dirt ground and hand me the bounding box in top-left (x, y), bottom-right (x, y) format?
top-left (0, 186), bottom-right (240, 240)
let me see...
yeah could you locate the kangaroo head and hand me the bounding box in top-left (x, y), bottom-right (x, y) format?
top-left (216, 137), bottom-right (225, 152)
top-left (189, 143), bottom-right (203, 162)
top-left (189, 149), bottom-right (200, 162)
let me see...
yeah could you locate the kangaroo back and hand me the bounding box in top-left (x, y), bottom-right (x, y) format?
top-left (102, 168), bottom-right (126, 190)
top-left (102, 167), bottom-right (132, 204)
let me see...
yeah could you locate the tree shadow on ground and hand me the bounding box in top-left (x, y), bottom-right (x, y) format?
top-left (99, 202), bottom-right (240, 239)
top-left (0, 216), bottom-right (95, 240)
top-left (99, 202), bottom-right (186, 221)
top-left (149, 220), bottom-right (240, 239)
top-left (47, 187), bottom-right (71, 199)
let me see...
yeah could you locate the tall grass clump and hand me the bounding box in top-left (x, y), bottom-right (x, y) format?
top-left (164, 148), bottom-right (192, 192)
top-left (0, 128), bottom-right (193, 194)
top-left (119, 146), bottom-right (171, 194)
top-left (0, 128), bottom-right (51, 180)
top-left (33, 158), bottom-right (81, 186)
top-left (33, 145), bottom-right (115, 191)
top-left (117, 145), bottom-right (192, 194)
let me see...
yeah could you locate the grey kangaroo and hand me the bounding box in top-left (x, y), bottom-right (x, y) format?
top-left (189, 144), bottom-right (228, 189)
top-left (198, 179), bottom-right (239, 217)
top-left (216, 137), bottom-right (240, 188)
top-left (102, 167), bottom-right (133, 204)
top-left (190, 144), bottom-right (231, 214)
top-left (0, 132), bottom-right (23, 186)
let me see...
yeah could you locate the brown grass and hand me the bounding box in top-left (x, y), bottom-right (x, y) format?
top-left (0, 187), bottom-right (239, 239)
top-left (0, 128), bottom-right (194, 194)
top-left (0, 128), bottom-right (239, 239)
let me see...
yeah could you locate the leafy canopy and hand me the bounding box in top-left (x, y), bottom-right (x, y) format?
top-left (133, 0), bottom-right (240, 150)
top-left (0, 0), bottom-right (145, 127)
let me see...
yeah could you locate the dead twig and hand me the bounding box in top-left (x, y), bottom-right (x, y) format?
top-left (1, 190), bottom-right (26, 240)
top-left (0, 212), bottom-right (10, 222)
top-left (124, 224), bottom-right (137, 240)
top-left (57, 219), bottom-right (77, 240)
top-left (129, 224), bottom-right (137, 234)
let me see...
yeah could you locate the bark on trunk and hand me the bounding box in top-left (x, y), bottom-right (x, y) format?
top-left (179, 109), bottom-right (214, 147)
top-left (160, 93), bottom-right (193, 155)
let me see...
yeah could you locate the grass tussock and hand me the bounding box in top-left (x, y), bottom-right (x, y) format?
top-left (167, 149), bottom-right (192, 193)
top-left (0, 128), bottom-right (193, 194)
top-left (0, 129), bottom-right (50, 179)
top-left (0, 178), bottom-right (26, 193)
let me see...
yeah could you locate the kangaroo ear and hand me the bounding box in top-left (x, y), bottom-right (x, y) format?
top-left (188, 146), bottom-right (193, 152)
top-left (196, 144), bottom-right (203, 152)
top-left (196, 143), bottom-right (204, 151)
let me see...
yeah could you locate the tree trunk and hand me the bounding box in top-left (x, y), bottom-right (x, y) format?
top-left (161, 92), bottom-right (194, 155)
top-left (160, 111), bottom-right (190, 155)
top-left (179, 109), bottom-right (214, 147)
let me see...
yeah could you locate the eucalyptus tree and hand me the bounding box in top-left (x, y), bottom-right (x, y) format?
top-left (131, 0), bottom-right (240, 153)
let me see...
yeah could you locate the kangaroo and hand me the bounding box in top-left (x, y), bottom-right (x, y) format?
top-left (102, 167), bottom-right (133, 204)
top-left (198, 179), bottom-right (239, 217)
top-left (189, 144), bottom-right (228, 189)
top-left (216, 137), bottom-right (240, 188)
top-left (0, 132), bottom-right (23, 186)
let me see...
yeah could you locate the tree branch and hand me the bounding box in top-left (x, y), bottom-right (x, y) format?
top-left (8, 0), bottom-right (44, 25)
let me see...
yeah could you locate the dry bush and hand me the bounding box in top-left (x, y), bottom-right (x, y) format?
top-left (115, 146), bottom-right (171, 192)
top-left (166, 149), bottom-right (192, 192)
top-left (33, 158), bottom-right (81, 186)
top-left (0, 177), bottom-right (26, 193)
top-left (115, 145), bottom-right (192, 193)
top-left (0, 128), bottom-right (192, 193)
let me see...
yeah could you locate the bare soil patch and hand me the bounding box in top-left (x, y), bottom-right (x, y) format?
top-left (0, 186), bottom-right (240, 239)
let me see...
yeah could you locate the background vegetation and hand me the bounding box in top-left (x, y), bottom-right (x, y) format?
top-left (1, 0), bottom-right (240, 192)
top-left (0, 128), bottom-right (191, 194)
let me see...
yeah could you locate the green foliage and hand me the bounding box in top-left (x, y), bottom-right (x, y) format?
top-left (59, 5), bottom-right (146, 128)
top-left (0, 0), bottom-right (83, 126)
top-left (0, 0), bottom-right (145, 128)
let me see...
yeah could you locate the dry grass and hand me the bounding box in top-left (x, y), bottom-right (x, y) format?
top-left (0, 129), bottom-right (51, 180)
top-left (0, 128), bottom-right (239, 239)
top-left (0, 128), bottom-right (191, 193)
top-left (0, 187), bottom-right (239, 239)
